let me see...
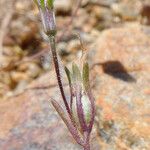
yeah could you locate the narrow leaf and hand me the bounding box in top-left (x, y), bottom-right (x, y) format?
top-left (72, 63), bottom-right (82, 83)
top-left (40, 0), bottom-right (45, 10)
top-left (65, 66), bottom-right (73, 110)
top-left (51, 99), bottom-right (84, 146)
top-left (51, 99), bottom-right (67, 123)
top-left (65, 66), bottom-right (71, 85)
top-left (47, 0), bottom-right (54, 9)
top-left (82, 63), bottom-right (90, 91)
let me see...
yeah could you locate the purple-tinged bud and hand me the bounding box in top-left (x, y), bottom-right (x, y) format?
top-left (40, 8), bottom-right (56, 36)
top-left (72, 93), bottom-right (92, 128)
top-left (34, 0), bottom-right (56, 36)
top-left (65, 62), bottom-right (95, 134)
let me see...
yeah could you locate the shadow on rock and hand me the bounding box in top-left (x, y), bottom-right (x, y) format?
top-left (94, 60), bottom-right (136, 83)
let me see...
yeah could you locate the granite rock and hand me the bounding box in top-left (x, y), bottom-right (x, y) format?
top-left (0, 24), bottom-right (150, 150)
top-left (89, 24), bottom-right (150, 150)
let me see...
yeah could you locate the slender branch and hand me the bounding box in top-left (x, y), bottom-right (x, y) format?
top-left (84, 143), bottom-right (90, 150)
top-left (83, 132), bottom-right (90, 150)
top-left (49, 35), bottom-right (81, 143)
top-left (49, 35), bottom-right (71, 116)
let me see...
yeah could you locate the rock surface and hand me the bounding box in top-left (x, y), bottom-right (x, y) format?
top-left (0, 23), bottom-right (150, 150)
top-left (89, 24), bottom-right (150, 150)
top-left (0, 72), bottom-right (100, 150)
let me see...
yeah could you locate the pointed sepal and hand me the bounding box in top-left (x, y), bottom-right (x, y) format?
top-left (65, 66), bottom-right (72, 86)
top-left (72, 63), bottom-right (82, 83)
top-left (82, 63), bottom-right (90, 91)
top-left (47, 0), bottom-right (54, 9)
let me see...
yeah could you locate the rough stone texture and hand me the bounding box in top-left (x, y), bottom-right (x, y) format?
top-left (0, 72), bottom-right (100, 150)
top-left (89, 23), bottom-right (150, 150)
top-left (89, 23), bottom-right (150, 71)
top-left (0, 24), bottom-right (150, 150)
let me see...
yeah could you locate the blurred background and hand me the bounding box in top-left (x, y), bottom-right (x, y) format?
top-left (0, 0), bottom-right (150, 150)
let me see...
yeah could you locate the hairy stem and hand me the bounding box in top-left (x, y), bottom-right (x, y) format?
top-left (49, 35), bottom-right (71, 116)
top-left (83, 132), bottom-right (90, 150)
top-left (84, 144), bottom-right (90, 150)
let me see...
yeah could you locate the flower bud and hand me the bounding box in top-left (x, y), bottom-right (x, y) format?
top-left (72, 93), bottom-right (92, 127)
top-left (34, 0), bottom-right (56, 36)
top-left (40, 8), bottom-right (56, 35)
top-left (65, 62), bottom-right (95, 133)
